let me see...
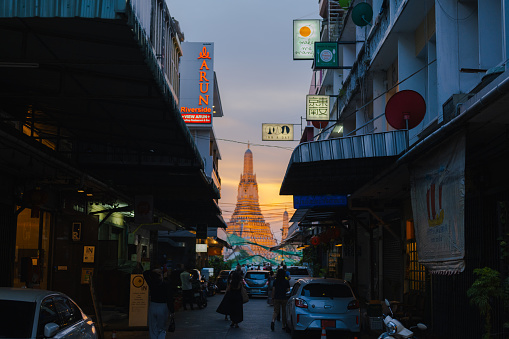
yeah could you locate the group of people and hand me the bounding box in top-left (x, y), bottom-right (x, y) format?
top-left (143, 263), bottom-right (203, 339)
top-left (216, 263), bottom-right (292, 332)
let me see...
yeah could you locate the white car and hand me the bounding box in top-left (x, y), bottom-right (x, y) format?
top-left (285, 278), bottom-right (360, 338)
top-left (286, 266), bottom-right (312, 287)
top-left (0, 288), bottom-right (97, 339)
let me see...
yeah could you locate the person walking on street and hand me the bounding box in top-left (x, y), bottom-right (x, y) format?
top-left (271, 269), bottom-right (290, 332)
top-left (227, 270), bottom-right (244, 328)
top-left (143, 268), bottom-right (174, 339)
top-left (180, 265), bottom-right (194, 310)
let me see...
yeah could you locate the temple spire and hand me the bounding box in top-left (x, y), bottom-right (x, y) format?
top-left (243, 145), bottom-right (253, 175)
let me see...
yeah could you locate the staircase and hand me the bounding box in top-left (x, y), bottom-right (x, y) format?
top-left (329, 0), bottom-right (345, 41)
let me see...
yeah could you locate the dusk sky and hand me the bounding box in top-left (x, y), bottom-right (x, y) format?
top-left (167, 0), bottom-right (320, 241)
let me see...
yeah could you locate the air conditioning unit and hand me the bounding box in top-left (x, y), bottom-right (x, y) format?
top-left (442, 93), bottom-right (470, 123)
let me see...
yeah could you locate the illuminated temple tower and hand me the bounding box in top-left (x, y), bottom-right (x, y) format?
top-left (281, 210), bottom-right (289, 241)
top-left (226, 147), bottom-right (277, 259)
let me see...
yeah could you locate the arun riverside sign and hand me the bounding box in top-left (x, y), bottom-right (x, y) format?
top-left (180, 43), bottom-right (214, 124)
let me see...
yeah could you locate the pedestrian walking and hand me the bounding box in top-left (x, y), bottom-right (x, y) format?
top-left (216, 270), bottom-right (244, 327)
top-left (143, 268), bottom-right (174, 339)
top-left (267, 266), bottom-right (274, 306)
top-left (270, 269), bottom-right (290, 332)
top-left (180, 265), bottom-right (194, 310)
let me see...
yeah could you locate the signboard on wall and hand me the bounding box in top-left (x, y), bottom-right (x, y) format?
top-left (180, 42), bottom-right (215, 125)
top-left (293, 195), bottom-right (347, 209)
top-left (262, 123), bottom-right (294, 141)
top-left (293, 20), bottom-right (321, 60)
top-left (129, 274), bottom-right (148, 327)
top-left (314, 42), bottom-right (339, 69)
top-left (306, 95), bottom-right (330, 121)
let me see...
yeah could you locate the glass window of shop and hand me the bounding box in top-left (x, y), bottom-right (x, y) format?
top-left (14, 209), bottom-right (51, 289)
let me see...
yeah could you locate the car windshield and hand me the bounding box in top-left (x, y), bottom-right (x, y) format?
top-left (245, 273), bottom-right (267, 280)
top-left (288, 268), bottom-right (309, 275)
top-left (302, 283), bottom-right (353, 298)
top-left (0, 300), bottom-right (36, 338)
top-left (219, 271), bottom-right (230, 277)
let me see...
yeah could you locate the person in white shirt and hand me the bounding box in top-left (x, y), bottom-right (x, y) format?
top-left (180, 266), bottom-right (194, 310)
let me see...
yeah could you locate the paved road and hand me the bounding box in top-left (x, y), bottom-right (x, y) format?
top-left (103, 293), bottom-right (370, 339)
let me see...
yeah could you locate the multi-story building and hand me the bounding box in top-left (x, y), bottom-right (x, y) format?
top-left (0, 0), bottom-right (224, 322)
top-left (281, 0), bottom-right (509, 337)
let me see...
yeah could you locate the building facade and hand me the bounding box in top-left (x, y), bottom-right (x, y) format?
top-left (281, 0), bottom-right (509, 337)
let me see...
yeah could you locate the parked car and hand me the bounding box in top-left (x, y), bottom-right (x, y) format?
top-left (285, 278), bottom-right (360, 338)
top-left (286, 266), bottom-right (312, 287)
top-left (0, 287), bottom-right (97, 339)
top-left (243, 270), bottom-right (270, 297)
top-left (215, 270), bottom-right (231, 292)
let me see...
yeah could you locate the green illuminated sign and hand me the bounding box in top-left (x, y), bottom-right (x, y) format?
top-left (314, 42), bottom-right (339, 69)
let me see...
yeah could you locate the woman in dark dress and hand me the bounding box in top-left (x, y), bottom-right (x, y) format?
top-left (216, 270), bottom-right (243, 327)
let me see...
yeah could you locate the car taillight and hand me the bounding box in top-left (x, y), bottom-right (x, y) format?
top-left (347, 300), bottom-right (360, 310)
top-left (295, 298), bottom-right (308, 308)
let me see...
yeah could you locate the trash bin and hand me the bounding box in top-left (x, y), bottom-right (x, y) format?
top-left (367, 302), bottom-right (383, 331)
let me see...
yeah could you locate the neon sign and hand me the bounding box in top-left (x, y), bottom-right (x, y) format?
top-left (180, 44), bottom-right (213, 124)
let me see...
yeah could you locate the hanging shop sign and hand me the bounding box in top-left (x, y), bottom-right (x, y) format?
top-left (262, 123), bottom-right (294, 141)
top-left (314, 42), bottom-right (339, 69)
top-left (293, 19), bottom-right (321, 60)
top-left (180, 42), bottom-right (215, 124)
top-left (306, 95), bottom-right (330, 121)
top-left (293, 195), bottom-right (347, 209)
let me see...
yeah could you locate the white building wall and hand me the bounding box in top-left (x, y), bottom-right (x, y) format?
top-left (435, 0), bottom-right (460, 122)
top-left (398, 33), bottom-right (426, 145)
top-left (372, 71), bottom-right (386, 133)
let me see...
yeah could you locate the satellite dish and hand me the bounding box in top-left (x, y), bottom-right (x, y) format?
top-left (351, 3), bottom-right (373, 27)
top-left (385, 90), bottom-right (426, 130)
top-left (312, 121), bottom-right (328, 129)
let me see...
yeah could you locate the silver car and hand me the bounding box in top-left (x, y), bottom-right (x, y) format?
top-left (0, 288), bottom-right (97, 339)
top-left (285, 278), bottom-right (360, 338)
top-left (286, 266), bottom-right (312, 287)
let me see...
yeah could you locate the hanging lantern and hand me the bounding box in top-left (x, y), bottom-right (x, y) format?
top-left (310, 236), bottom-right (320, 246)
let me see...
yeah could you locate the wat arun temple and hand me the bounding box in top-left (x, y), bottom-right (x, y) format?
top-left (224, 147), bottom-right (277, 261)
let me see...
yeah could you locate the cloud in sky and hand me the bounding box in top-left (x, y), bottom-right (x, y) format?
top-left (166, 0), bottom-right (320, 239)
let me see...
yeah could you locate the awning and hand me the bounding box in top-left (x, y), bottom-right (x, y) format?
top-left (280, 131), bottom-right (407, 196)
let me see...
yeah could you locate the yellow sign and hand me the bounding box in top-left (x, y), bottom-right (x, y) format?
top-left (83, 246), bottom-right (95, 263)
top-left (262, 124), bottom-right (294, 141)
top-left (129, 274), bottom-right (149, 327)
top-left (81, 268), bottom-right (94, 284)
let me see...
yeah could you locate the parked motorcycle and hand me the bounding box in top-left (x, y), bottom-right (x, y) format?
top-left (378, 299), bottom-right (427, 339)
top-left (191, 278), bottom-right (207, 308)
top-left (204, 278), bottom-right (217, 297)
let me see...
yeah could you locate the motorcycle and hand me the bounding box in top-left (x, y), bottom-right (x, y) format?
top-left (191, 278), bottom-right (207, 308)
top-left (378, 299), bottom-right (427, 339)
top-left (204, 278), bottom-right (217, 297)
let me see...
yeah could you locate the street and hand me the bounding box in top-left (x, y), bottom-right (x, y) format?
top-left (103, 293), bottom-right (369, 339)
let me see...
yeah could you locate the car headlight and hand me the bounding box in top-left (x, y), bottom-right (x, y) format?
top-left (387, 321), bottom-right (397, 335)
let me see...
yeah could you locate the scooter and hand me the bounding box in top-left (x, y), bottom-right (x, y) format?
top-left (378, 299), bottom-right (427, 339)
top-left (191, 278), bottom-right (207, 308)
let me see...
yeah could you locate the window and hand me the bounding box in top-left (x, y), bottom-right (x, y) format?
top-left (288, 268), bottom-right (310, 276)
top-left (0, 300), bottom-right (36, 338)
top-left (53, 297), bottom-right (82, 328)
top-left (406, 240), bottom-right (426, 292)
top-left (302, 283), bottom-right (353, 298)
top-left (291, 283), bottom-right (301, 296)
top-left (37, 298), bottom-right (59, 338)
top-left (245, 273), bottom-right (268, 280)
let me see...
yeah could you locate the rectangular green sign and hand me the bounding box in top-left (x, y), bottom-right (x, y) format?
top-left (314, 42), bottom-right (339, 69)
